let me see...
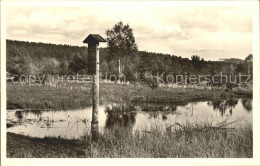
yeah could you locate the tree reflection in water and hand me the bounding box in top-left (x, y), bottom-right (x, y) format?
top-left (138, 103), bottom-right (177, 120)
top-left (241, 98), bottom-right (252, 112)
top-left (208, 97), bottom-right (252, 116)
top-left (104, 103), bottom-right (178, 130)
top-left (105, 104), bottom-right (137, 130)
top-left (27, 110), bottom-right (43, 121)
top-left (15, 111), bottom-right (23, 121)
top-left (208, 98), bottom-right (238, 116)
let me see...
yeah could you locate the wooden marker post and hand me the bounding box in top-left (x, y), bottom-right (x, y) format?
top-left (83, 34), bottom-right (106, 141)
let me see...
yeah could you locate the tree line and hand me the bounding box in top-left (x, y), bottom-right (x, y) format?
top-left (6, 22), bottom-right (252, 85)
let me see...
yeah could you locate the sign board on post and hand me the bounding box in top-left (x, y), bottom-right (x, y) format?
top-left (87, 43), bottom-right (97, 75)
top-left (83, 34), bottom-right (106, 141)
top-left (84, 34), bottom-right (106, 75)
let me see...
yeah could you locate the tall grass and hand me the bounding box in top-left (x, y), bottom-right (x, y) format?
top-left (7, 122), bottom-right (252, 158)
top-left (89, 123), bottom-right (252, 158)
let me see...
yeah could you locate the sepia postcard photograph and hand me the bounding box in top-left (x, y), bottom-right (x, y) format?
top-left (1, 0), bottom-right (260, 166)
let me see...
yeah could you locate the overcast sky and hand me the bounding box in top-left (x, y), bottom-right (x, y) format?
top-left (6, 5), bottom-right (253, 61)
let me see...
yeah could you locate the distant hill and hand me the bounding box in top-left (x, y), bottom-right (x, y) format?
top-left (219, 58), bottom-right (244, 64)
top-left (6, 39), bottom-right (251, 83)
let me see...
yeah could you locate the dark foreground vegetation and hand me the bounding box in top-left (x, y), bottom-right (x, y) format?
top-left (7, 123), bottom-right (252, 158)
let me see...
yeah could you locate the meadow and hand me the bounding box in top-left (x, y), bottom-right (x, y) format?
top-left (7, 82), bottom-right (224, 110)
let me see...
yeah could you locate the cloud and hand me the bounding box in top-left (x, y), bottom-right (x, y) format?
top-left (6, 5), bottom-right (252, 60)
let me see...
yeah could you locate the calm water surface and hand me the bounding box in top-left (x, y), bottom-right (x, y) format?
top-left (7, 98), bottom-right (252, 139)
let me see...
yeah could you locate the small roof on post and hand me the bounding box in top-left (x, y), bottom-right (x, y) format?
top-left (83, 34), bottom-right (106, 44)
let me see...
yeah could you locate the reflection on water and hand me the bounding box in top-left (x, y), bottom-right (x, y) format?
top-left (242, 98), bottom-right (252, 112)
top-left (208, 97), bottom-right (252, 116)
top-left (105, 104), bottom-right (137, 130)
top-left (207, 97), bottom-right (239, 116)
top-left (15, 111), bottom-right (23, 121)
top-left (7, 98), bottom-right (252, 139)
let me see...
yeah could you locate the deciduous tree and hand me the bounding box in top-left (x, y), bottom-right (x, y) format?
top-left (106, 21), bottom-right (138, 75)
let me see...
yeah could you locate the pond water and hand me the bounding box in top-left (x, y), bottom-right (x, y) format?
top-left (7, 98), bottom-right (252, 139)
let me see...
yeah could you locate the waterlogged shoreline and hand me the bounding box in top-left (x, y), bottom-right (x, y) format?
top-left (6, 98), bottom-right (252, 140)
top-left (6, 82), bottom-right (253, 158)
top-left (7, 124), bottom-right (253, 158)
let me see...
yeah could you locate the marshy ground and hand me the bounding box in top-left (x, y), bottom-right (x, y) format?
top-left (7, 82), bottom-right (249, 110)
top-left (6, 82), bottom-right (253, 158)
top-left (7, 123), bottom-right (253, 158)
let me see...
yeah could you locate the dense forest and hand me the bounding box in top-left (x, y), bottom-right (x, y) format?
top-left (6, 39), bottom-right (252, 84)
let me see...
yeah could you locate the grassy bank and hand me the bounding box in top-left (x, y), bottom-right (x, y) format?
top-left (7, 82), bottom-right (225, 110)
top-left (7, 123), bottom-right (252, 158)
top-left (7, 82), bottom-right (92, 110)
top-left (233, 86), bottom-right (253, 98)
